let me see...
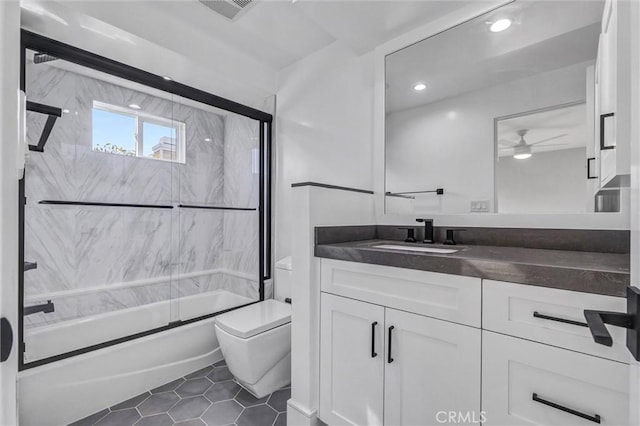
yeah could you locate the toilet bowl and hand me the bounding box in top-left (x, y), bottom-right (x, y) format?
top-left (214, 257), bottom-right (293, 398)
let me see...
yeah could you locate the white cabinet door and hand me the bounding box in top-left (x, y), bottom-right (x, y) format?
top-left (319, 293), bottom-right (385, 425)
top-left (483, 331), bottom-right (629, 426)
top-left (384, 308), bottom-right (481, 426)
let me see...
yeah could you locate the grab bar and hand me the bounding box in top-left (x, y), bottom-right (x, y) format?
top-left (24, 300), bottom-right (55, 316)
top-left (386, 188), bottom-right (444, 198)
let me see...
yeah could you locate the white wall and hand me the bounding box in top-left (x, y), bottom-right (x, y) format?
top-left (385, 61), bottom-right (590, 215)
top-left (275, 42), bottom-right (374, 260)
top-left (497, 147), bottom-right (587, 213)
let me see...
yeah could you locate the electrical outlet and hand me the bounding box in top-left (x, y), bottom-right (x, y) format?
top-left (470, 200), bottom-right (490, 212)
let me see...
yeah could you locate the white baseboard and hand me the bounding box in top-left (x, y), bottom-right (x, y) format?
top-left (286, 399), bottom-right (323, 426)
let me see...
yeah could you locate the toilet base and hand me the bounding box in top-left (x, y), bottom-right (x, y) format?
top-left (236, 352), bottom-right (291, 398)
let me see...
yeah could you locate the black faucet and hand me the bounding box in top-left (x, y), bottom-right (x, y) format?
top-left (444, 229), bottom-right (466, 245)
top-left (416, 219), bottom-right (434, 244)
top-left (398, 227), bottom-right (417, 243)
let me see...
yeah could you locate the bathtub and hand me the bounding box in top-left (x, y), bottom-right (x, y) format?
top-left (19, 290), bottom-right (256, 426)
top-left (24, 289), bottom-right (254, 362)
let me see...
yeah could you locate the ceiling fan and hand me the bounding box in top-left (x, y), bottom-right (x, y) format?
top-left (499, 129), bottom-right (568, 159)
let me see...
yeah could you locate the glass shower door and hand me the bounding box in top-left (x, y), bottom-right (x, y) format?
top-left (22, 51), bottom-right (176, 363)
top-left (171, 93), bottom-right (261, 322)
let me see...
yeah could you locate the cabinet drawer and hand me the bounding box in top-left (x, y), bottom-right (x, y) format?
top-left (320, 259), bottom-right (481, 327)
top-left (483, 280), bottom-right (629, 363)
top-left (482, 331), bottom-right (629, 426)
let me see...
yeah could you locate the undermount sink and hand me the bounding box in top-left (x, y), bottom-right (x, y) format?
top-left (373, 244), bottom-right (459, 254)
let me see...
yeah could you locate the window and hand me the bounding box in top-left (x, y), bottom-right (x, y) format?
top-left (92, 101), bottom-right (186, 163)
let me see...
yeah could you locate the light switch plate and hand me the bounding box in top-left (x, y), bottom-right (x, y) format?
top-left (470, 200), bottom-right (490, 212)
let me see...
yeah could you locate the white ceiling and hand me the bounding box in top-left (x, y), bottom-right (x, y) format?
top-left (21, 0), bottom-right (475, 86)
top-left (385, 0), bottom-right (604, 114)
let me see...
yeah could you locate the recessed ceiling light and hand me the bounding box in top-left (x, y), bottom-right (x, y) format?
top-left (490, 19), bottom-right (512, 33)
top-left (162, 75), bottom-right (172, 81)
top-left (128, 104), bottom-right (141, 110)
top-left (414, 83), bottom-right (427, 91)
top-left (62, 109), bottom-right (70, 114)
top-left (204, 138), bottom-right (212, 142)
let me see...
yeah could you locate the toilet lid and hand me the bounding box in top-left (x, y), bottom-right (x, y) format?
top-left (215, 299), bottom-right (291, 339)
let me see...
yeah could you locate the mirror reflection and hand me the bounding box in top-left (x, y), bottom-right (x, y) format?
top-left (385, 0), bottom-right (624, 215)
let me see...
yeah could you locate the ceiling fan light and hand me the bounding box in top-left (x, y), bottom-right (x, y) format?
top-left (513, 153), bottom-right (532, 160)
top-left (513, 143), bottom-right (532, 159)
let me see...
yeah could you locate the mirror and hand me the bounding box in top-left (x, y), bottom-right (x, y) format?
top-left (384, 0), bottom-right (622, 215)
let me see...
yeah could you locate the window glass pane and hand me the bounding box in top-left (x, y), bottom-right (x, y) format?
top-left (143, 121), bottom-right (177, 160)
top-left (92, 108), bottom-right (137, 156)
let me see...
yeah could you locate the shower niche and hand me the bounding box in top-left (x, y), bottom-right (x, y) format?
top-left (19, 32), bottom-right (272, 367)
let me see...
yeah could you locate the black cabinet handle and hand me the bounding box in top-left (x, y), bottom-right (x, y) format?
top-left (587, 157), bottom-right (597, 179)
top-left (371, 322), bottom-right (378, 358)
top-left (387, 325), bottom-right (395, 363)
top-left (533, 311), bottom-right (588, 327)
top-left (532, 393), bottom-right (601, 424)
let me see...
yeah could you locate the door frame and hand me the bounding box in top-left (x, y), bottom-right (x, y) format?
top-left (0, 2), bottom-right (21, 425)
top-left (628, 0), bottom-right (640, 422)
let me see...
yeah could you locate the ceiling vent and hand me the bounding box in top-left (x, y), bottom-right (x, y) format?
top-left (198, 0), bottom-right (255, 21)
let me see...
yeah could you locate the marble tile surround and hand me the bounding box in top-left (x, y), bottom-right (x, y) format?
top-left (23, 62), bottom-right (261, 330)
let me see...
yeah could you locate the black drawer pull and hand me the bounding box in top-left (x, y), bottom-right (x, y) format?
top-left (532, 393), bottom-right (601, 424)
top-left (533, 311), bottom-right (588, 327)
top-left (387, 326), bottom-right (394, 363)
top-left (371, 322), bottom-right (378, 358)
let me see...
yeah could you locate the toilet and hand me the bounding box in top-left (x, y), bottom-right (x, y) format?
top-left (214, 257), bottom-right (293, 398)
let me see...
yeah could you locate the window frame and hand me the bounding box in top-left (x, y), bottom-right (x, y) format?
top-left (92, 100), bottom-right (187, 163)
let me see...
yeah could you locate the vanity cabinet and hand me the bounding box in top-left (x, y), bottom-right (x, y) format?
top-left (482, 331), bottom-right (629, 426)
top-left (317, 259), bottom-right (629, 426)
top-left (319, 292), bottom-right (481, 426)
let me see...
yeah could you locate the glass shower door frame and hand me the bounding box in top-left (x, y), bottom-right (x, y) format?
top-left (18, 30), bottom-right (272, 370)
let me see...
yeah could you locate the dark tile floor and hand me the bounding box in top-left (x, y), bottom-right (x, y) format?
top-left (69, 360), bottom-right (289, 426)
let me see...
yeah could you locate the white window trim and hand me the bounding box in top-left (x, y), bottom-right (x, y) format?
top-left (92, 100), bottom-right (186, 164)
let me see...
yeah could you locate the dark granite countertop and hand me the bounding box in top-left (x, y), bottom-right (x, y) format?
top-left (315, 239), bottom-right (630, 297)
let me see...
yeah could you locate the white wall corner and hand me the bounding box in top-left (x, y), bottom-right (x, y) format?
top-left (289, 186), bottom-right (375, 425)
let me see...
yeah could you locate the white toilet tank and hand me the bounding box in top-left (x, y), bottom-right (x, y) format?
top-left (274, 256), bottom-right (292, 302)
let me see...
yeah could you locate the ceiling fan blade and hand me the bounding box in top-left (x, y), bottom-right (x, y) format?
top-left (532, 143), bottom-right (568, 148)
top-left (529, 134), bottom-right (568, 145)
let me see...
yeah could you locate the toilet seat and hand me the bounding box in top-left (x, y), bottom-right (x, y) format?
top-left (215, 299), bottom-right (291, 339)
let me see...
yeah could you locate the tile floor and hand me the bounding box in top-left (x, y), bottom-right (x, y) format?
top-left (69, 360), bottom-right (289, 426)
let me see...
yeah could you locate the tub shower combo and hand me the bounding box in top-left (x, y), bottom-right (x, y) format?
top-left (17, 32), bottom-right (272, 425)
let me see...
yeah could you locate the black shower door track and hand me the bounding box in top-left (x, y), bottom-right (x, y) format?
top-left (18, 30), bottom-right (273, 371)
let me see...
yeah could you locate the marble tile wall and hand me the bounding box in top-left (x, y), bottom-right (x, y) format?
top-left (23, 60), bottom-right (262, 331)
